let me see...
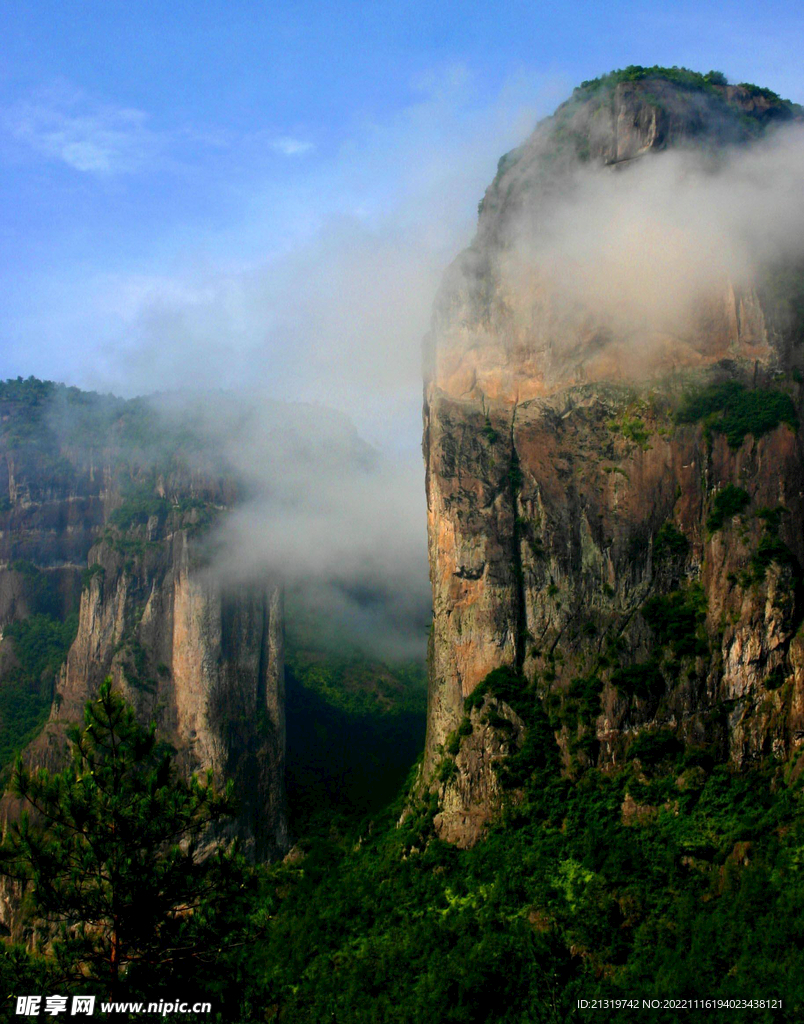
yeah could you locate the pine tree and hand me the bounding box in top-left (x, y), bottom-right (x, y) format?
top-left (0, 679), bottom-right (257, 1004)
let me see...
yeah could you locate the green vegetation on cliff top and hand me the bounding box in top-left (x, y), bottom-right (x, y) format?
top-left (0, 375), bottom-right (210, 473)
top-left (576, 65), bottom-right (799, 110)
top-left (579, 65), bottom-right (733, 94)
top-left (677, 379), bottom-right (797, 449)
top-left (486, 68), bottom-right (803, 206)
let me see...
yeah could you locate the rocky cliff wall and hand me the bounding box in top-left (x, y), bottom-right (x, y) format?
top-left (38, 525), bottom-right (287, 860)
top-left (0, 383), bottom-right (287, 869)
top-left (423, 71), bottom-right (804, 846)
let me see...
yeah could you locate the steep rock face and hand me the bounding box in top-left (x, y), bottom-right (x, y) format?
top-left (0, 387), bottom-right (114, 578)
top-left (38, 526), bottom-right (287, 859)
top-left (423, 71), bottom-right (804, 846)
top-left (0, 383), bottom-right (287, 868)
top-left (429, 75), bottom-right (798, 406)
top-left (0, 441), bottom-right (108, 625)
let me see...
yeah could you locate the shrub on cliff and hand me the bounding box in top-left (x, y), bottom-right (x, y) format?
top-left (707, 484), bottom-right (751, 532)
top-left (676, 380), bottom-right (797, 450)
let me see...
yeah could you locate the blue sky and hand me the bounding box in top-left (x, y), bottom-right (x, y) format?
top-left (1, 0), bottom-right (803, 441)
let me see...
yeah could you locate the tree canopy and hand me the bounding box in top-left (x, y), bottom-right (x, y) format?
top-left (0, 680), bottom-right (258, 1009)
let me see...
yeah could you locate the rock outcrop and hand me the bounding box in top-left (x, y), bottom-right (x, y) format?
top-left (40, 524), bottom-right (287, 861)
top-left (423, 70), bottom-right (804, 846)
top-left (0, 382), bottom-right (287, 870)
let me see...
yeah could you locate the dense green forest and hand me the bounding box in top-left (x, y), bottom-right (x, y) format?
top-left (253, 756), bottom-right (804, 1023)
top-left (3, 672), bottom-right (803, 1022)
top-left (285, 646), bottom-right (426, 831)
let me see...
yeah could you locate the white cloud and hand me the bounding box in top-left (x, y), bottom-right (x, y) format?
top-left (4, 67), bottom-right (556, 657)
top-left (270, 135), bottom-right (315, 156)
top-left (4, 81), bottom-right (160, 175)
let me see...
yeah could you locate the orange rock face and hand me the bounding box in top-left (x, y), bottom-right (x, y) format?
top-left (422, 74), bottom-right (804, 846)
top-left (54, 527), bottom-right (287, 861)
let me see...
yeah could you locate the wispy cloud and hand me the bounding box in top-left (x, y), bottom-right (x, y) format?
top-left (54, 65), bottom-right (553, 422)
top-left (4, 81), bottom-right (160, 175)
top-left (270, 135), bottom-right (315, 156)
top-left (0, 66), bottom-right (557, 657)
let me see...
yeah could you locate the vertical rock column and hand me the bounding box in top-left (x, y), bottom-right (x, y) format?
top-left (45, 529), bottom-right (288, 859)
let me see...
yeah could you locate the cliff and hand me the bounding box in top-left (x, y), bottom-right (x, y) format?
top-left (0, 380), bottom-right (287, 870)
top-left (422, 68), bottom-right (804, 845)
top-left (42, 516), bottom-right (286, 861)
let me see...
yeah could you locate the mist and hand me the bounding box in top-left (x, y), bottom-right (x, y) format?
top-left (144, 392), bottom-right (431, 660)
top-left (38, 83), bottom-right (804, 664)
top-left (51, 71), bottom-right (556, 663)
top-left (121, 110), bottom-right (804, 663)
top-left (493, 121), bottom-right (804, 368)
